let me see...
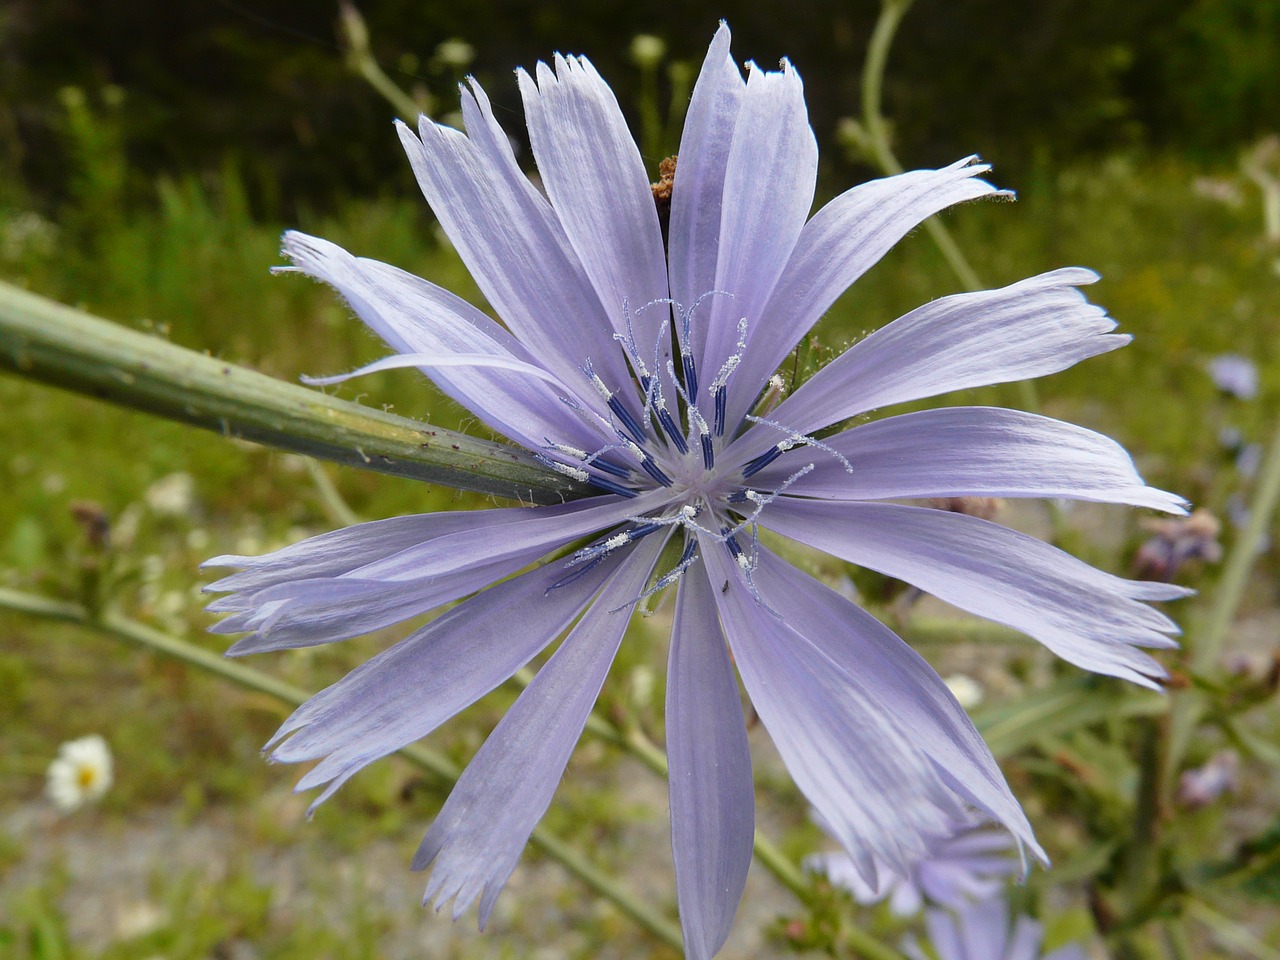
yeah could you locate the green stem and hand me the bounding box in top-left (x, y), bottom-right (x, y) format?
top-left (0, 281), bottom-right (590, 505)
top-left (1167, 416), bottom-right (1280, 791)
top-left (1185, 898), bottom-right (1280, 960)
top-left (1196, 416), bottom-right (1280, 674)
top-left (0, 587), bottom-right (681, 949)
top-left (337, 0), bottom-right (426, 121)
top-left (1162, 918), bottom-right (1195, 960)
top-left (860, 0), bottom-right (1041, 415)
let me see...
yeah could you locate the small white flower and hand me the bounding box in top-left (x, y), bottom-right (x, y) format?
top-left (46, 734), bottom-right (113, 812)
top-left (944, 674), bottom-right (985, 709)
top-left (144, 471), bottom-right (195, 516)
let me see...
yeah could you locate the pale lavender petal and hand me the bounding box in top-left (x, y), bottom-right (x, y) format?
top-left (413, 533), bottom-right (667, 925)
top-left (725, 158), bottom-right (1002, 425)
top-left (217, 555), bottom-right (532, 655)
top-left (264, 542), bottom-right (639, 809)
top-left (517, 55), bottom-right (669, 362)
top-left (300, 351), bottom-right (570, 390)
top-left (203, 510), bottom-right (493, 593)
top-left (747, 406), bottom-right (1187, 514)
top-left (343, 489), bottom-right (666, 581)
top-left (917, 829), bottom-right (1019, 908)
top-left (968, 901), bottom-right (1011, 958)
top-left (924, 906), bottom-right (969, 960)
top-left (666, 564), bottom-right (754, 960)
top-left (209, 495), bottom-right (656, 654)
top-left (887, 881), bottom-right (925, 917)
top-left (804, 851), bottom-right (882, 903)
top-left (762, 498), bottom-right (1189, 687)
top-left (744, 268), bottom-right (1124, 443)
top-left (700, 59), bottom-right (816, 394)
top-left (1007, 916), bottom-right (1046, 960)
top-left (702, 541), bottom-right (974, 885)
top-left (749, 549), bottom-right (1040, 857)
top-left (281, 232), bottom-right (597, 452)
top-left (667, 22), bottom-right (745, 365)
top-left (397, 104), bottom-right (631, 397)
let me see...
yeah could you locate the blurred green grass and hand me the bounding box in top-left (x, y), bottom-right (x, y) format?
top-left (1, 145), bottom-right (1278, 958)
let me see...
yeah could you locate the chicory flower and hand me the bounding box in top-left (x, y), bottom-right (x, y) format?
top-left (206, 23), bottom-right (1187, 959)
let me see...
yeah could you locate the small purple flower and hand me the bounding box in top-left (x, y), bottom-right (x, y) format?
top-left (1208, 353), bottom-right (1259, 400)
top-left (205, 24), bottom-right (1188, 958)
top-left (807, 813), bottom-right (1020, 916)
top-left (909, 900), bottom-right (1087, 960)
top-left (1132, 509), bottom-right (1222, 582)
top-left (1178, 750), bottom-right (1240, 808)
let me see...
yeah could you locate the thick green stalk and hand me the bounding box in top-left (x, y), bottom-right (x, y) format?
top-left (0, 281), bottom-right (591, 505)
top-left (0, 587), bottom-right (682, 949)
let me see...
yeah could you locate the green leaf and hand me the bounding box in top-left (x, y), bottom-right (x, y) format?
top-left (974, 675), bottom-right (1167, 759)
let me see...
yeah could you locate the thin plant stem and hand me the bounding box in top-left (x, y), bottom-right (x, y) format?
top-left (0, 281), bottom-right (590, 505)
top-left (1195, 416), bottom-right (1280, 673)
top-left (305, 458), bottom-right (361, 527)
top-left (1185, 898), bottom-right (1280, 960)
top-left (0, 587), bottom-right (681, 950)
top-left (860, 0), bottom-right (1042, 416)
top-left (337, 1), bottom-right (426, 121)
top-left (1166, 416), bottom-right (1280, 792)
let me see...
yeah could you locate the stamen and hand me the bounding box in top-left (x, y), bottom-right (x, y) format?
top-left (666, 359), bottom-right (711, 438)
top-left (635, 452), bottom-right (674, 487)
top-left (542, 440), bottom-right (588, 461)
top-left (682, 355), bottom-right (699, 405)
top-left (740, 442), bottom-right (790, 479)
top-left (608, 395), bottom-right (649, 447)
top-left (656, 405), bottom-right (689, 454)
top-left (617, 538), bottom-right (700, 610)
top-left (713, 386), bottom-right (728, 437)
top-left (741, 414), bottom-right (855, 477)
top-left (720, 463), bottom-right (814, 542)
top-left (701, 433), bottom-right (715, 471)
top-left (538, 457), bottom-right (590, 484)
top-left (546, 554), bottom-right (606, 593)
top-left (581, 452), bottom-right (632, 479)
top-left (569, 520), bottom-right (664, 567)
top-left (586, 475), bottom-right (640, 498)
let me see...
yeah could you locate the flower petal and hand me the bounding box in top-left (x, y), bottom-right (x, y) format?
top-left (924, 907), bottom-right (970, 960)
top-left (737, 268), bottom-right (1124, 446)
top-left (725, 158), bottom-right (1003, 426)
top-left (203, 509), bottom-right (496, 594)
top-left (748, 406), bottom-right (1187, 514)
top-left (703, 541), bottom-right (985, 886)
top-left (397, 98), bottom-right (632, 397)
top-left (208, 495), bottom-right (658, 654)
top-left (666, 564), bottom-right (754, 960)
top-left (1007, 915), bottom-right (1046, 960)
top-left (413, 533), bottom-right (667, 925)
top-left (745, 548), bottom-right (1040, 856)
top-left (214, 557), bottom-right (530, 655)
top-left (281, 231), bottom-right (597, 452)
top-left (264, 540), bottom-right (641, 809)
top-left (517, 55), bottom-right (669, 364)
top-left (700, 58), bottom-right (817, 397)
top-left (668, 22), bottom-right (745, 367)
top-left (762, 498), bottom-right (1189, 687)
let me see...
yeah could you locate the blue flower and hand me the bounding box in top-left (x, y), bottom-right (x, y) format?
top-left (808, 812), bottom-right (1020, 916)
top-left (1208, 353), bottom-right (1259, 400)
top-left (205, 23), bottom-right (1187, 959)
top-left (909, 899), bottom-right (1088, 960)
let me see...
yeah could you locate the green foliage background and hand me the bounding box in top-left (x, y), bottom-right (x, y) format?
top-left (3, 0), bottom-right (1279, 217)
top-left (1, 2), bottom-right (1279, 958)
